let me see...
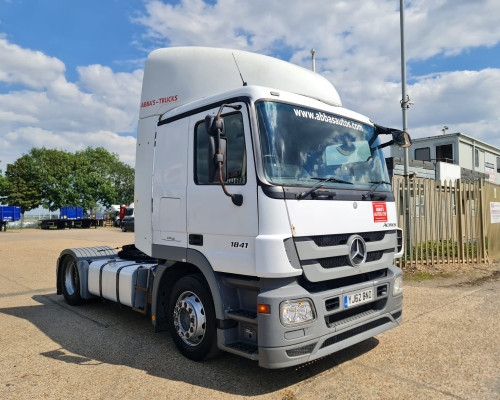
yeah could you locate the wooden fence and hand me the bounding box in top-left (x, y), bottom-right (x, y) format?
top-left (392, 176), bottom-right (488, 268)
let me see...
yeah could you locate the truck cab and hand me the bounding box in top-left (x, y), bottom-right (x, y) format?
top-left (57, 47), bottom-right (409, 369)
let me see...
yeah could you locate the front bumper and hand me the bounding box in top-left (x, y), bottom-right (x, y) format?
top-left (256, 265), bottom-right (402, 369)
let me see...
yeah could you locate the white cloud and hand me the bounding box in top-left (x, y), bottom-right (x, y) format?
top-left (398, 69), bottom-right (500, 150)
top-left (0, 35), bottom-right (65, 89)
top-left (77, 64), bottom-right (143, 109)
top-left (405, 0), bottom-right (500, 59)
top-left (0, 126), bottom-right (136, 168)
top-left (409, 69), bottom-right (500, 125)
top-left (2, 0), bottom-right (500, 173)
top-left (135, 0), bottom-right (500, 153)
top-left (0, 37), bottom-right (142, 170)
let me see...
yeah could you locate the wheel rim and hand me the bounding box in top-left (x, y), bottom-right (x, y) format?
top-left (64, 261), bottom-right (77, 296)
top-left (173, 291), bottom-right (206, 346)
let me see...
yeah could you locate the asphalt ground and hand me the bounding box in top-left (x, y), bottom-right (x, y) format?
top-left (0, 228), bottom-right (499, 400)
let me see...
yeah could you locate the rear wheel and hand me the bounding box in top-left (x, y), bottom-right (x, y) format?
top-left (61, 256), bottom-right (84, 305)
top-left (121, 224), bottom-right (127, 232)
top-left (168, 275), bottom-right (218, 361)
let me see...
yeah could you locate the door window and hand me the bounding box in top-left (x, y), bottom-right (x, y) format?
top-left (194, 112), bottom-right (246, 185)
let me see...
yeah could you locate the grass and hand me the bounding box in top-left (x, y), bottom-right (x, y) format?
top-left (405, 271), bottom-right (453, 282)
top-left (405, 272), bottom-right (434, 281)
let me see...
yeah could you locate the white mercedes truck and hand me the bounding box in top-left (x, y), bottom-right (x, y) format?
top-left (56, 47), bottom-right (410, 369)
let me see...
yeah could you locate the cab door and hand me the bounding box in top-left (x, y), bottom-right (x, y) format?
top-left (187, 102), bottom-right (258, 276)
top-left (152, 117), bottom-right (189, 250)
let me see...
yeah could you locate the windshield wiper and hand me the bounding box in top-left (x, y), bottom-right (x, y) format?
top-left (298, 177), bottom-right (352, 199)
top-left (362, 180), bottom-right (391, 200)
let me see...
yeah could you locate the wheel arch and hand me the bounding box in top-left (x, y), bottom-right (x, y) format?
top-left (151, 249), bottom-right (225, 332)
top-left (56, 246), bottom-right (118, 297)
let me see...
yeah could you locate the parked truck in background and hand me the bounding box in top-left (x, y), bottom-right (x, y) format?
top-left (109, 204), bottom-right (134, 227)
top-left (119, 204), bottom-right (134, 225)
top-left (41, 206), bottom-right (99, 229)
top-left (0, 205), bottom-right (21, 231)
top-left (56, 47), bottom-right (411, 369)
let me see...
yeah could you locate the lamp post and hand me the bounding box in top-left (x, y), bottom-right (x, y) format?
top-left (400, 0), bottom-right (412, 257)
top-left (311, 49), bottom-right (316, 72)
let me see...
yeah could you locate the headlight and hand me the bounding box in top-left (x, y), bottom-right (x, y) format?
top-left (393, 275), bottom-right (403, 296)
top-left (280, 299), bottom-right (315, 326)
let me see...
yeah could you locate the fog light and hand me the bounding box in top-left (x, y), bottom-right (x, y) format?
top-left (280, 299), bottom-right (315, 326)
top-left (393, 276), bottom-right (403, 296)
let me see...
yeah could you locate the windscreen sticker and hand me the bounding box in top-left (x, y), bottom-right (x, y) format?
top-left (372, 202), bottom-right (388, 223)
top-left (293, 109), bottom-right (364, 132)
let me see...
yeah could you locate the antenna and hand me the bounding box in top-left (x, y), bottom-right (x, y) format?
top-left (232, 53), bottom-right (247, 86)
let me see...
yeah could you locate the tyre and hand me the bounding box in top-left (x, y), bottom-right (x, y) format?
top-left (61, 256), bottom-right (84, 306)
top-left (121, 225), bottom-right (127, 232)
top-left (168, 275), bottom-right (219, 361)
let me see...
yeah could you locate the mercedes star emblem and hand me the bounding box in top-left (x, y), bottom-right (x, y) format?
top-left (347, 235), bottom-right (367, 267)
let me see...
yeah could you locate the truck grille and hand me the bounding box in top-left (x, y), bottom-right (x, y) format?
top-left (294, 230), bottom-right (397, 282)
top-left (318, 256), bottom-right (348, 269)
top-left (317, 250), bottom-right (387, 269)
top-left (298, 268), bottom-right (387, 293)
top-left (312, 231), bottom-right (387, 247)
top-left (324, 299), bottom-right (387, 328)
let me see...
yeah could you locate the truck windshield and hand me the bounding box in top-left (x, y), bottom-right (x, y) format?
top-left (256, 101), bottom-right (391, 191)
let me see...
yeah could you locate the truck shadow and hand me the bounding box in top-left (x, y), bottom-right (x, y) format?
top-left (1, 293), bottom-right (379, 396)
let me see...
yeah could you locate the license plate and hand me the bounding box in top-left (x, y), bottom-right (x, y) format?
top-left (344, 288), bottom-right (373, 309)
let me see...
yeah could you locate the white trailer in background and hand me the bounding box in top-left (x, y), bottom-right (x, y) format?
top-left (57, 47), bottom-right (410, 368)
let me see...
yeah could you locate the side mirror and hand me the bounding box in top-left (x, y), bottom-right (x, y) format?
top-left (208, 136), bottom-right (227, 183)
top-left (392, 130), bottom-right (412, 148)
top-left (205, 114), bottom-right (227, 182)
top-left (203, 104), bottom-right (244, 207)
top-left (205, 115), bottom-right (225, 137)
top-left (371, 124), bottom-right (412, 151)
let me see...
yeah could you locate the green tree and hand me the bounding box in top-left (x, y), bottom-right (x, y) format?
top-left (32, 148), bottom-right (81, 211)
top-left (2, 147), bottom-right (134, 213)
top-left (75, 147), bottom-right (134, 209)
top-left (0, 165), bottom-right (7, 200)
top-left (2, 154), bottom-right (42, 213)
top-left (112, 160), bottom-right (135, 206)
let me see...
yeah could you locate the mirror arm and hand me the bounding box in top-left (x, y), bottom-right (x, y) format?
top-left (373, 140), bottom-right (395, 151)
top-left (372, 124), bottom-right (412, 148)
top-left (212, 104), bottom-right (244, 207)
top-left (217, 158), bottom-right (243, 206)
top-left (366, 139), bottom-right (395, 161)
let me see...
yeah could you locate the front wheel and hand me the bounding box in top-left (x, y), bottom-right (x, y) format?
top-left (61, 256), bottom-right (84, 305)
top-left (168, 275), bottom-right (218, 361)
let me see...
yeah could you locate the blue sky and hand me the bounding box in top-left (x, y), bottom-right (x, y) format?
top-left (0, 0), bottom-right (146, 81)
top-left (1, 0), bottom-right (500, 169)
top-left (409, 43), bottom-right (500, 79)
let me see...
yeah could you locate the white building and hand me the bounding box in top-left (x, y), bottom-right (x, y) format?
top-left (390, 132), bottom-right (500, 184)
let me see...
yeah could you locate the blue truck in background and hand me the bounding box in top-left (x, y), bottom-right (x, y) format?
top-left (0, 206), bottom-right (21, 231)
top-left (40, 206), bottom-right (101, 229)
top-left (60, 206), bottom-right (84, 220)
